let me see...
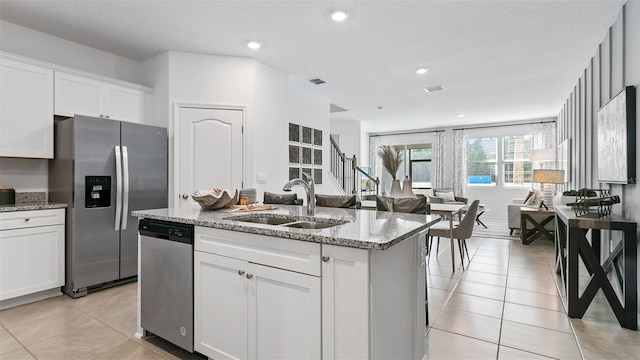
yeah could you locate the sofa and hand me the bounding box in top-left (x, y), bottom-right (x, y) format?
top-left (429, 188), bottom-right (468, 205)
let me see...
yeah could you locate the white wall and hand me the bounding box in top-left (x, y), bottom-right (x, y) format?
top-left (288, 84), bottom-right (339, 197)
top-left (330, 118), bottom-right (361, 160)
top-left (0, 20), bottom-right (143, 84)
top-left (0, 158), bottom-right (48, 194)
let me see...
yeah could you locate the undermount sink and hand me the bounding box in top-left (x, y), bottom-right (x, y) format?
top-left (283, 221), bottom-right (342, 230)
top-left (225, 214), bottom-right (347, 230)
top-left (233, 217), bottom-right (295, 226)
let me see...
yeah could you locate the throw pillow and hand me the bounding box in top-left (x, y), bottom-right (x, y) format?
top-left (524, 191), bottom-right (538, 206)
top-left (523, 190), bottom-right (535, 204)
top-left (434, 190), bottom-right (455, 202)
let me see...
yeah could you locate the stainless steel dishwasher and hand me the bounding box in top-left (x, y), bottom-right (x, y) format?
top-left (139, 219), bottom-right (194, 352)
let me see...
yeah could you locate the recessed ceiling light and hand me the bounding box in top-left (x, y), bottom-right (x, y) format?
top-left (415, 68), bottom-right (429, 75)
top-left (247, 41), bottom-right (261, 50)
top-left (331, 10), bottom-right (349, 22)
top-left (457, 114), bottom-right (465, 118)
top-left (424, 85), bottom-right (443, 93)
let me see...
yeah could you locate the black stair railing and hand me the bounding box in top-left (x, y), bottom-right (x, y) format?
top-left (329, 135), bottom-right (379, 199)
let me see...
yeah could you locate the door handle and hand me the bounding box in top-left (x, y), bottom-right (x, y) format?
top-left (246, 273), bottom-right (254, 279)
top-left (121, 146), bottom-right (129, 230)
top-left (322, 256), bottom-right (330, 262)
top-left (115, 146), bottom-right (122, 231)
top-left (182, 194), bottom-right (189, 199)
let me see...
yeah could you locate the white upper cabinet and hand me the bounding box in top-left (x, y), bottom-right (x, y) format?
top-left (55, 72), bottom-right (144, 123)
top-left (0, 58), bottom-right (54, 158)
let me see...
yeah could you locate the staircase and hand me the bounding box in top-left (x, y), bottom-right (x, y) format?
top-left (329, 135), bottom-right (379, 200)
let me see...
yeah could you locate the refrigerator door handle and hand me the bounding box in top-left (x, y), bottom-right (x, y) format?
top-left (115, 145), bottom-right (123, 231)
top-left (121, 146), bottom-right (129, 230)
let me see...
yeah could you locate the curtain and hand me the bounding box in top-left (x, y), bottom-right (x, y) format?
top-left (452, 129), bottom-right (468, 197)
top-left (533, 122), bottom-right (557, 169)
top-left (431, 131), bottom-right (446, 189)
top-left (369, 135), bottom-right (382, 184)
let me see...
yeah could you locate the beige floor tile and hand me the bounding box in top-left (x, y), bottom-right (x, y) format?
top-left (7, 307), bottom-right (95, 346)
top-left (427, 265), bottom-right (464, 279)
top-left (469, 255), bottom-right (510, 267)
top-left (466, 262), bottom-right (509, 276)
top-left (427, 328), bottom-right (498, 359)
top-left (433, 308), bottom-right (501, 343)
top-left (498, 346), bottom-right (555, 359)
top-left (0, 348), bottom-right (35, 360)
top-left (0, 296), bottom-right (70, 328)
top-left (507, 259), bottom-right (552, 272)
top-left (507, 267), bottom-right (555, 282)
top-left (473, 248), bottom-right (510, 257)
top-left (506, 276), bottom-right (559, 296)
top-left (502, 302), bottom-right (572, 333)
top-left (101, 308), bottom-right (138, 337)
top-left (72, 286), bottom-right (137, 322)
top-left (25, 317), bottom-right (126, 359)
top-left (454, 281), bottom-right (505, 301)
top-left (505, 288), bottom-right (564, 312)
top-left (445, 292), bottom-right (503, 319)
top-left (461, 270), bottom-right (507, 287)
top-left (0, 328), bottom-right (22, 355)
top-left (500, 320), bottom-right (582, 359)
top-left (571, 317), bottom-right (640, 359)
top-left (428, 275), bottom-right (460, 291)
top-left (75, 338), bottom-right (163, 360)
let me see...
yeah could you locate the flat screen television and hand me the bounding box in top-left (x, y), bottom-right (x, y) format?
top-left (597, 85), bottom-right (636, 184)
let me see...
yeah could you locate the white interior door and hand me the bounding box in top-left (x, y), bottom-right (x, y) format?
top-left (178, 107), bottom-right (243, 206)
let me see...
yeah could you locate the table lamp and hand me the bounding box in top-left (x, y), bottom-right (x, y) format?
top-left (532, 169), bottom-right (565, 209)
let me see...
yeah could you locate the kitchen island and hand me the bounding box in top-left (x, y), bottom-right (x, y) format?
top-left (133, 204), bottom-right (440, 359)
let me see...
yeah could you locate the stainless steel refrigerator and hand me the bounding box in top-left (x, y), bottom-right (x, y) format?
top-left (49, 115), bottom-right (167, 298)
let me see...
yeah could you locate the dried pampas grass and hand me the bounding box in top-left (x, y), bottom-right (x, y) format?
top-left (377, 145), bottom-right (403, 180)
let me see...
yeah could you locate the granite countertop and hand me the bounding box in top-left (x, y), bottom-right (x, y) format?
top-left (0, 202), bottom-right (68, 212)
top-left (133, 204), bottom-right (441, 250)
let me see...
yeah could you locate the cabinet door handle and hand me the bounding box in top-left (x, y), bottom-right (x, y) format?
top-left (24, 218), bottom-right (30, 222)
top-left (322, 256), bottom-right (330, 262)
top-left (105, 115), bottom-right (110, 119)
top-left (246, 273), bottom-right (254, 279)
top-left (238, 270), bottom-right (245, 276)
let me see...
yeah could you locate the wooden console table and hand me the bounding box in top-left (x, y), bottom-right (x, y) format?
top-left (555, 206), bottom-right (637, 330)
top-left (521, 208), bottom-right (555, 245)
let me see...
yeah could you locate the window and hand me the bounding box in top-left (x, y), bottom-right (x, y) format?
top-left (503, 135), bottom-right (533, 185)
top-left (467, 133), bottom-right (533, 186)
top-left (467, 137), bottom-right (497, 185)
top-left (408, 145), bottom-right (432, 188)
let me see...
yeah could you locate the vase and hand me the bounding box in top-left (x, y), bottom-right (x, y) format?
top-left (401, 175), bottom-right (416, 198)
top-left (389, 179), bottom-right (402, 198)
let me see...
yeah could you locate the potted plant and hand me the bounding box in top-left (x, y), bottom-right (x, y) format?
top-left (377, 145), bottom-right (403, 197)
top-left (561, 188), bottom-right (597, 205)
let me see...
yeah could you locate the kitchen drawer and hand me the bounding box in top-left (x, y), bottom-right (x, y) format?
top-left (195, 227), bottom-right (321, 276)
top-left (0, 209), bottom-right (65, 231)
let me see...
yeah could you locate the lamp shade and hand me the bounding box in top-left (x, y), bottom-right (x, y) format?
top-left (529, 148), bottom-right (555, 162)
top-left (532, 169), bottom-right (565, 184)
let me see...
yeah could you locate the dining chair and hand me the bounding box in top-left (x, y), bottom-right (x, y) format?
top-left (315, 194), bottom-right (359, 208)
top-left (375, 195), bottom-right (428, 214)
top-left (263, 191), bottom-right (303, 205)
top-left (428, 199), bottom-right (480, 269)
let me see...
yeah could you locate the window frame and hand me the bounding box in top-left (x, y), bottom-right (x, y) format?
top-left (467, 133), bottom-right (534, 188)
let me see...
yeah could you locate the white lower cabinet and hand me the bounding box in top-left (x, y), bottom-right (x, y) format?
top-left (323, 231), bottom-right (427, 360)
top-left (194, 226), bottom-right (426, 360)
top-left (194, 227), bottom-right (321, 360)
top-left (0, 209), bottom-right (65, 305)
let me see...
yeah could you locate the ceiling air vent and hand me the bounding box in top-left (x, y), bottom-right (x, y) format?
top-left (424, 85), bottom-right (443, 93)
top-left (309, 78), bottom-right (326, 85)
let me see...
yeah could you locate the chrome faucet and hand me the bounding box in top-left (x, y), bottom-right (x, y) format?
top-left (283, 174), bottom-right (315, 215)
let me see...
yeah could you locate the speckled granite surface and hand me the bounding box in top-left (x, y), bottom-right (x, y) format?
top-left (0, 191), bottom-right (67, 212)
top-left (0, 202), bottom-right (67, 212)
top-left (133, 204), bottom-right (441, 250)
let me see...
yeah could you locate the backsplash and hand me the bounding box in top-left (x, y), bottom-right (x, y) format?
top-left (15, 191), bottom-right (46, 204)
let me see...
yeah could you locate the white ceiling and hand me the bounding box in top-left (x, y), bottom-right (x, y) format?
top-left (0, 0), bottom-right (625, 134)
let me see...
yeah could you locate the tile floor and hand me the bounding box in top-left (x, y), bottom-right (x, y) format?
top-left (1, 228), bottom-right (639, 359)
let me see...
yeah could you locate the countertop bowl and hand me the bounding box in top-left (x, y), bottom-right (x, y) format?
top-left (192, 189), bottom-right (239, 210)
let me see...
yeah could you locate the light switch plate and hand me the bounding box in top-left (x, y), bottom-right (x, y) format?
top-left (256, 173), bottom-right (267, 183)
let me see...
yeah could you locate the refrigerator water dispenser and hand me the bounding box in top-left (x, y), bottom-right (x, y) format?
top-left (85, 176), bottom-right (111, 208)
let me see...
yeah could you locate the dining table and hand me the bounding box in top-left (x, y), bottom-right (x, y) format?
top-left (429, 203), bottom-right (465, 270)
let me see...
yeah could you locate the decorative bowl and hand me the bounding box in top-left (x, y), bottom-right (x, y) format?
top-left (192, 188), bottom-right (239, 210)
